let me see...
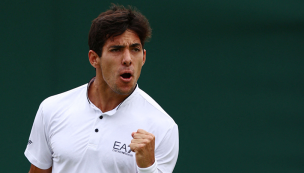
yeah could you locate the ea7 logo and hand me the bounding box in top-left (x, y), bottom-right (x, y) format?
top-left (112, 141), bottom-right (133, 157)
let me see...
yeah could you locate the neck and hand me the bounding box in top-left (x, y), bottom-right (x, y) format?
top-left (88, 77), bottom-right (129, 113)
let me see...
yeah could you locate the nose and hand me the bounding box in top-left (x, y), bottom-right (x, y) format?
top-left (122, 49), bottom-right (132, 66)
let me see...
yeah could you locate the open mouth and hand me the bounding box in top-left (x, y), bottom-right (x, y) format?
top-left (120, 73), bottom-right (132, 79)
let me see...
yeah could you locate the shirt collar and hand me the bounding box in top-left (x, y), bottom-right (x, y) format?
top-left (86, 77), bottom-right (138, 115)
top-left (86, 77), bottom-right (95, 104)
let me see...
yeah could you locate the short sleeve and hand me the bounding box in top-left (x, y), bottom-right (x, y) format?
top-left (24, 102), bottom-right (53, 169)
top-left (154, 123), bottom-right (179, 173)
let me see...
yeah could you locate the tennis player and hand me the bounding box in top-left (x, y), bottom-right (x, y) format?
top-left (25, 4), bottom-right (179, 173)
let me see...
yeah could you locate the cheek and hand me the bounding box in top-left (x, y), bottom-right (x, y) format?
top-left (135, 57), bottom-right (144, 69)
top-left (101, 65), bottom-right (111, 79)
top-left (101, 60), bottom-right (117, 79)
top-left (135, 64), bottom-right (143, 76)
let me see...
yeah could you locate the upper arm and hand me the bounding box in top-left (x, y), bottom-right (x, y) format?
top-left (155, 123), bottom-right (179, 173)
top-left (25, 102), bottom-right (53, 169)
top-left (29, 164), bottom-right (52, 173)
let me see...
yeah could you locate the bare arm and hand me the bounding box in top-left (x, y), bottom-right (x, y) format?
top-left (29, 164), bottom-right (52, 173)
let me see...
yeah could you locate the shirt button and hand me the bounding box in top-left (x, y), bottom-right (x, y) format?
top-left (95, 129), bottom-right (99, 132)
top-left (99, 116), bottom-right (103, 119)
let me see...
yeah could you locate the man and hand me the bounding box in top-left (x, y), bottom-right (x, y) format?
top-left (25, 4), bottom-right (179, 173)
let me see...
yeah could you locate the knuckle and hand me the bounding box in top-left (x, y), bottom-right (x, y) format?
top-left (138, 144), bottom-right (145, 149)
top-left (130, 144), bottom-right (137, 150)
top-left (143, 139), bottom-right (149, 144)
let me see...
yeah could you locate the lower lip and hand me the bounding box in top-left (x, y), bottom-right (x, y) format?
top-left (120, 76), bottom-right (132, 82)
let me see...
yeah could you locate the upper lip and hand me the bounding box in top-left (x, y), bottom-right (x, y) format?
top-left (119, 70), bottom-right (133, 76)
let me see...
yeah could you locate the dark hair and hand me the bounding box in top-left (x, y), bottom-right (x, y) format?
top-left (88, 4), bottom-right (152, 57)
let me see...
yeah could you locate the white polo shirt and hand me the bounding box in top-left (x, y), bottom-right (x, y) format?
top-left (25, 80), bottom-right (179, 173)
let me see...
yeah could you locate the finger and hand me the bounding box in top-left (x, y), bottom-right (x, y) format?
top-left (132, 133), bottom-right (152, 139)
top-left (131, 129), bottom-right (151, 139)
top-left (129, 143), bottom-right (145, 152)
top-left (136, 129), bottom-right (151, 135)
top-left (129, 143), bottom-right (136, 152)
top-left (131, 131), bottom-right (149, 137)
top-left (131, 138), bottom-right (151, 144)
top-left (129, 143), bottom-right (135, 151)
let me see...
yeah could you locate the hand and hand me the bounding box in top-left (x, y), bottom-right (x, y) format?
top-left (130, 129), bottom-right (155, 168)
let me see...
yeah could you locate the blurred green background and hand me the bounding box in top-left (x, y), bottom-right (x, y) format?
top-left (1, 0), bottom-right (303, 172)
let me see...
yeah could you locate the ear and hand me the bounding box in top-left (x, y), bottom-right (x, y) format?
top-left (88, 50), bottom-right (100, 68)
top-left (142, 49), bottom-right (146, 66)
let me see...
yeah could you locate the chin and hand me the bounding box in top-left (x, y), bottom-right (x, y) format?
top-left (113, 84), bottom-right (135, 95)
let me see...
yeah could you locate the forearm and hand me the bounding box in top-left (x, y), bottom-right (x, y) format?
top-left (29, 164), bottom-right (52, 173)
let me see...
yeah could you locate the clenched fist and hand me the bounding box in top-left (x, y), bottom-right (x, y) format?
top-left (130, 129), bottom-right (155, 168)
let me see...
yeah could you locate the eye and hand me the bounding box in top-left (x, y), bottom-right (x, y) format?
top-left (110, 49), bottom-right (120, 52)
top-left (133, 48), bottom-right (140, 52)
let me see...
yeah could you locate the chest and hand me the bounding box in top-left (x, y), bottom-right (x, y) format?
top-left (48, 111), bottom-right (141, 171)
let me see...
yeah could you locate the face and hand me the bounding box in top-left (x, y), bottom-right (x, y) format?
top-left (90, 30), bottom-right (146, 95)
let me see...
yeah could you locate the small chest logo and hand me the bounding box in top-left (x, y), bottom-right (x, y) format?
top-left (28, 140), bottom-right (33, 145)
top-left (112, 141), bottom-right (133, 157)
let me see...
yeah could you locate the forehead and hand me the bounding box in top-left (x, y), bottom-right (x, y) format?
top-left (104, 30), bottom-right (141, 47)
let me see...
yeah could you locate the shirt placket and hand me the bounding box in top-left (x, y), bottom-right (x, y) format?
top-left (88, 105), bottom-right (106, 149)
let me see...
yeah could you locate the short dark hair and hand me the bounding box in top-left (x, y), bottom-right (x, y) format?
top-left (88, 4), bottom-right (152, 57)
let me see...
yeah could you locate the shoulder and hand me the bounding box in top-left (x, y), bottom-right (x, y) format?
top-left (40, 84), bottom-right (87, 114)
top-left (137, 88), bottom-right (168, 116)
top-left (131, 87), bottom-right (177, 128)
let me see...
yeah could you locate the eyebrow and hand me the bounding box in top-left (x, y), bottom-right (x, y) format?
top-left (109, 43), bottom-right (142, 49)
top-left (109, 45), bottom-right (125, 49)
top-left (130, 43), bottom-right (141, 47)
